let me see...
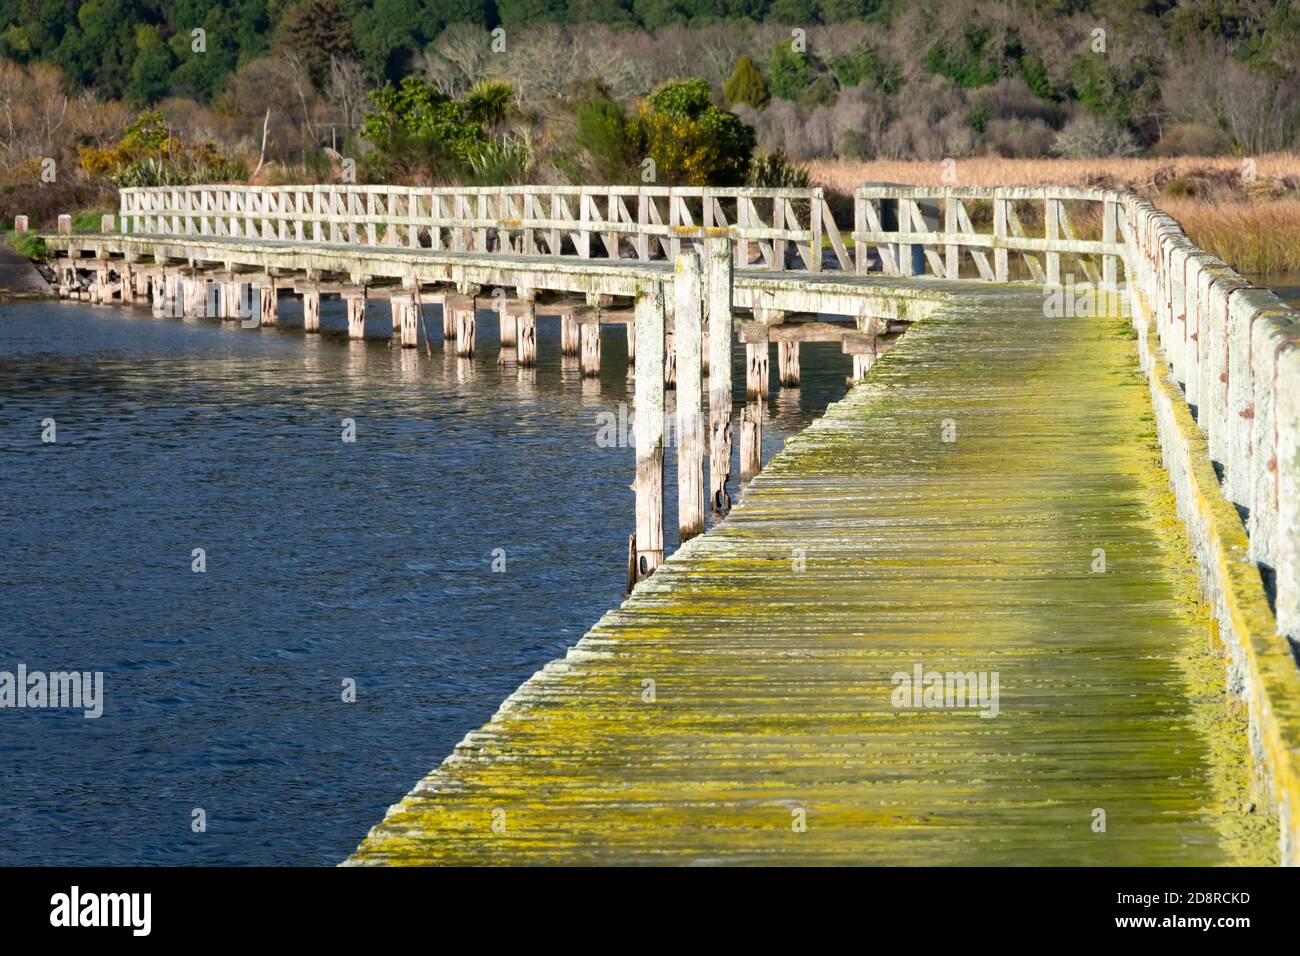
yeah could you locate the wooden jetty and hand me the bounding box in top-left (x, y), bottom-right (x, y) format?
top-left (29, 183), bottom-right (1300, 864)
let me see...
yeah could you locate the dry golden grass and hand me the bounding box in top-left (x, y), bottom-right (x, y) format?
top-left (808, 153), bottom-right (1300, 194)
top-left (1155, 199), bottom-right (1300, 275)
top-left (810, 154), bottom-right (1300, 274)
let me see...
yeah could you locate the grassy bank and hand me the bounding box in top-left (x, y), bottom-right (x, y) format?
top-left (4, 229), bottom-right (46, 259)
top-left (3, 206), bottom-right (116, 262)
top-left (811, 154), bottom-right (1300, 275)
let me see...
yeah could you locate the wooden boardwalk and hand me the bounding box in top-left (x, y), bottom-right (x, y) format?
top-left (346, 288), bottom-right (1275, 866)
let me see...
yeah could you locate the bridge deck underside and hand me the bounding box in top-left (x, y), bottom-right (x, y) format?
top-left (347, 288), bottom-right (1273, 866)
top-left (49, 233), bottom-right (1017, 316)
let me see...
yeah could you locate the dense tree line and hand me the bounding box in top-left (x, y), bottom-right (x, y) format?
top-left (1, 0), bottom-right (1298, 211)
top-left (5, 0), bottom-right (1295, 102)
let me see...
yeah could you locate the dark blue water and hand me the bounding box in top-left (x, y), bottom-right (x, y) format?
top-left (0, 296), bottom-right (852, 865)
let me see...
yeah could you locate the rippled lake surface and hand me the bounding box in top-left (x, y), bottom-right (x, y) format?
top-left (0, 296), bottom-right (854, 865)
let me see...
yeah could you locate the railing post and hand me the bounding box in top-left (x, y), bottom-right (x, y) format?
top-left (636, 192), bottom-right (649, 261)
top-left (738, 199), bottom-right (748, 269)
top-left (1045, 194), bottom-right (1061, 286)
top-left (993, 196), bottom-right (1008, 282)
top-left (809, 190), bottom-right (823, 273)
top-left (772, 196), bottom-right (785, 271)
top-left (944, 191), bottom-right (957, 280)
top-left (668, 193), bottom-right (681, 263)
top-left (1102, 197), bottom-right (1118, 290)
top-left (854, 189), bottom-right (866, 274)
top-left (476, 193), bottom-right (488, 252)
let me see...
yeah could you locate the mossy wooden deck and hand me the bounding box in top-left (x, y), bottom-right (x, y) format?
top-left (346, 288), bottom-right (1275, 866)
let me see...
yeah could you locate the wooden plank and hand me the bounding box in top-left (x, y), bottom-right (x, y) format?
top-left (347, 283), bottom-right (1276, 867)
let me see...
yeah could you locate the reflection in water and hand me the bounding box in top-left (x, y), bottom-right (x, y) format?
top-left (773, 386), bottom-right (804, 431)
top-left (0, 299), bottom-right (854, 865)
top-left (1260, 275), bottom-right (1300, 309)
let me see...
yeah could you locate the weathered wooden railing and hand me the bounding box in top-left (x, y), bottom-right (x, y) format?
top-left (119, 185), bottom-right (851, 273)
top-left (853, 185), bottom-right (1130, 285)
top-left (118, 183), bottom-right (1144, 284)
top-left (1124, 192), bottom-right (1299, 633)
top-left (1127, 189), bottom-right (1300, 857)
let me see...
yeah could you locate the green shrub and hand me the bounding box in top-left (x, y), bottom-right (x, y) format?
top-left (767, 43), bottom-right (821, 101)
top-left (466, 137), bottom-right (531, 185)
top-left (1018, 52), bottom-right (1059, 101)
top-left (724, 56), bottom-right (770, 109)
top-left (573, 95), bottom-right (640, 183)
top-left (829, 43), bottom-right (899, 94)
top-left (924, 27), bottom-right (1000, 89)
top-left (747, 150), bottom-right (810, 189)
top-left (634, 78), bottom-right (755, 186)
top-left (7, 229), bottom-right (46, 259)
top-left (361, 77), bottom-right (487, 181)
top-left (462, 80), bottom-right (515, 128)
top-left (1067, 53), bottom-right (1157, 126)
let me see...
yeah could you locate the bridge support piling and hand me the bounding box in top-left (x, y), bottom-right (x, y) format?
top-left (560, 311), bottom-right (579, 356)
top-left (225, 280), bottom-right (241, 320)
top-left (390, 292), bottom-right (418, 348)
top-left (579, 311), bottom-right (601, 377)
top-left (740, 403), bottom-right (762, 487)
top-left (188, 276), bottom-right (208, 318)
top-left (163, 271), bottom-right (180, 316)
top-left (56, 259), bottom-right (73, 298)
top-left (675, 251), bottom-right (705, 541)
top-left (515, 302), bottom-right (537, 367)
top-left (664, 332), bottom-right (676, 389)
top-left (499, 303), bottom-right (518, 348)
top-left (148, 274), bottom-right (163, 316)
top-left (119, 263), bottom-right (134, 303)
top-left (846, 314), bottom-right (886, 384)
top-left (208, 279), bottom-right (224, 318)
top-left (260, 283), bottom-right (278, 327)
top-left (778, 340), bottom-right (801, 387)
top-left (233, 281), bottom-right (255, 324)
top-left (633, 283), bottom-right (666, 582)
top-left (449, 296), bottom-right (475, 357)
top-left (345, 291), bottom-right (367, 340)
top-left (706, 235), bottom-right (734, 514)
top-left (746, 339), bottom-right (769, 399)
top-left (442, 301), bottom-right (457, 342)
top-left (303, 289), bottom-right (321, 332)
